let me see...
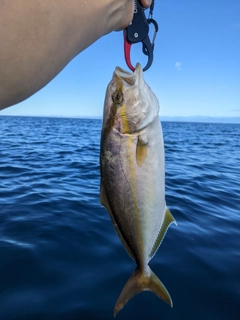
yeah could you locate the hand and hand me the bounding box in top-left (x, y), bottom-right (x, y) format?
top-left (115, 0), bottom-right (153, 31)
top-left (140, 0), bottom-right (152, 9)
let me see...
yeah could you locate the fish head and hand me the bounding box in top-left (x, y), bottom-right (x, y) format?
top-left (102, 63), bottom-right (159, 135)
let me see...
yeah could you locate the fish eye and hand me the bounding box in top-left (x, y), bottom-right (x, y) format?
top-left (112, 91), bottom-right (123, 105)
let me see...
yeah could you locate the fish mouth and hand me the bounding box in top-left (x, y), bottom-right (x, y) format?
top-left (115, 63), bottom-right (143, 86)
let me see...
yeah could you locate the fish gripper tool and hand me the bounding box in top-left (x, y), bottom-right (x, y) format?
top-left (124, 0), bottom-right (158, 72)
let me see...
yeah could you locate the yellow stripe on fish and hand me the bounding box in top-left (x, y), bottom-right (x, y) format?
top-left (118, 102), bottom-right (144, 256)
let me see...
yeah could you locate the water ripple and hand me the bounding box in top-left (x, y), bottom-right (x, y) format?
top-left (0, 117), bottom-right (239, 319)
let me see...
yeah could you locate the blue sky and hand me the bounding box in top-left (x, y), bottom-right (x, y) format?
top-left (1, 0), bottom-right (240, 118)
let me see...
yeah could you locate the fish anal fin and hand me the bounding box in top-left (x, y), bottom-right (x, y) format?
top-left (114, 265), bottom-right (172, 317)
top-left (100, 181), bottom-right (136, 262)
top-left (136, 133), bottom-right (148, 167)
top-left (150, 208), bottom-right (177, 259)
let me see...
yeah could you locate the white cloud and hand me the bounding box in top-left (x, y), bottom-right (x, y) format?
top-left (175, 62), bottom-right (182, 71)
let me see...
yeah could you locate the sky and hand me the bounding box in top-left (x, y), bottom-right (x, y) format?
top-left (1, 0), bottom-right (240, 118)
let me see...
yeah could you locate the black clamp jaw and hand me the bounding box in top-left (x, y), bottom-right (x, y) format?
top-left (124, 1), bottom-right (158, 72)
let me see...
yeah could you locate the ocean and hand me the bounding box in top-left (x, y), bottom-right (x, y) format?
top-left (0, 116), bottom-right (239, 320)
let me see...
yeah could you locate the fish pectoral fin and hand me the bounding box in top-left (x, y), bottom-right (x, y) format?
top-left (100, 181), bottom-right (136, 262)
top-left (114, 265), bottom-right (172, 317)
top-left (150, 208), bottom-right (177, 259)
top-left (136, 133), bottom-right (148, 167)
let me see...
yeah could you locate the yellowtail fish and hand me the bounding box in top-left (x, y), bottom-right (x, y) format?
top-left (100, 63), bottom-right (176, 316)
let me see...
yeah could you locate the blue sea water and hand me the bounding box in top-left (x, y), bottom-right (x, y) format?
top-left (0, 116), bottom-right (239, 320)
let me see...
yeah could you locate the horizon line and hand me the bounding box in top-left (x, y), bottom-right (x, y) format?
top-left (1, 114), bottom-right (240, 124)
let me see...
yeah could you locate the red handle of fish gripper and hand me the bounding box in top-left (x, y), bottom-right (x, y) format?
top-left (124, 30), bottom-right (135, 72)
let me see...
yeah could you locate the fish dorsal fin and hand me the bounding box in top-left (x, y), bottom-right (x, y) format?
top-left (100, 181), bottom-right (136, 262)
top-left (149, 208), bottom-right (177, 259)
top-left (136, 133), bottom-right (148, 167)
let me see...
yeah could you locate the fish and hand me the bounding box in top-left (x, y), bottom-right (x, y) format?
top-left (100, 63), bottom-right (176, 316)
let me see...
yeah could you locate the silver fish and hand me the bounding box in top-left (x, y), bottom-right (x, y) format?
top-left (100, 63), bottom-right (176, 316)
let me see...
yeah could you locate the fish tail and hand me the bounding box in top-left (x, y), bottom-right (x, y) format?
top-left (114, 265), bottom-right (172, 317)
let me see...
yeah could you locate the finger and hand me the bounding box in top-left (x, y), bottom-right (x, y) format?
top-left (139, 0), bottom-right (152, 9)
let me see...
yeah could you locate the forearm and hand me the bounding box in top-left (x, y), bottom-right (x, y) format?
top-left (0, 0), bottom-right (151, 110)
